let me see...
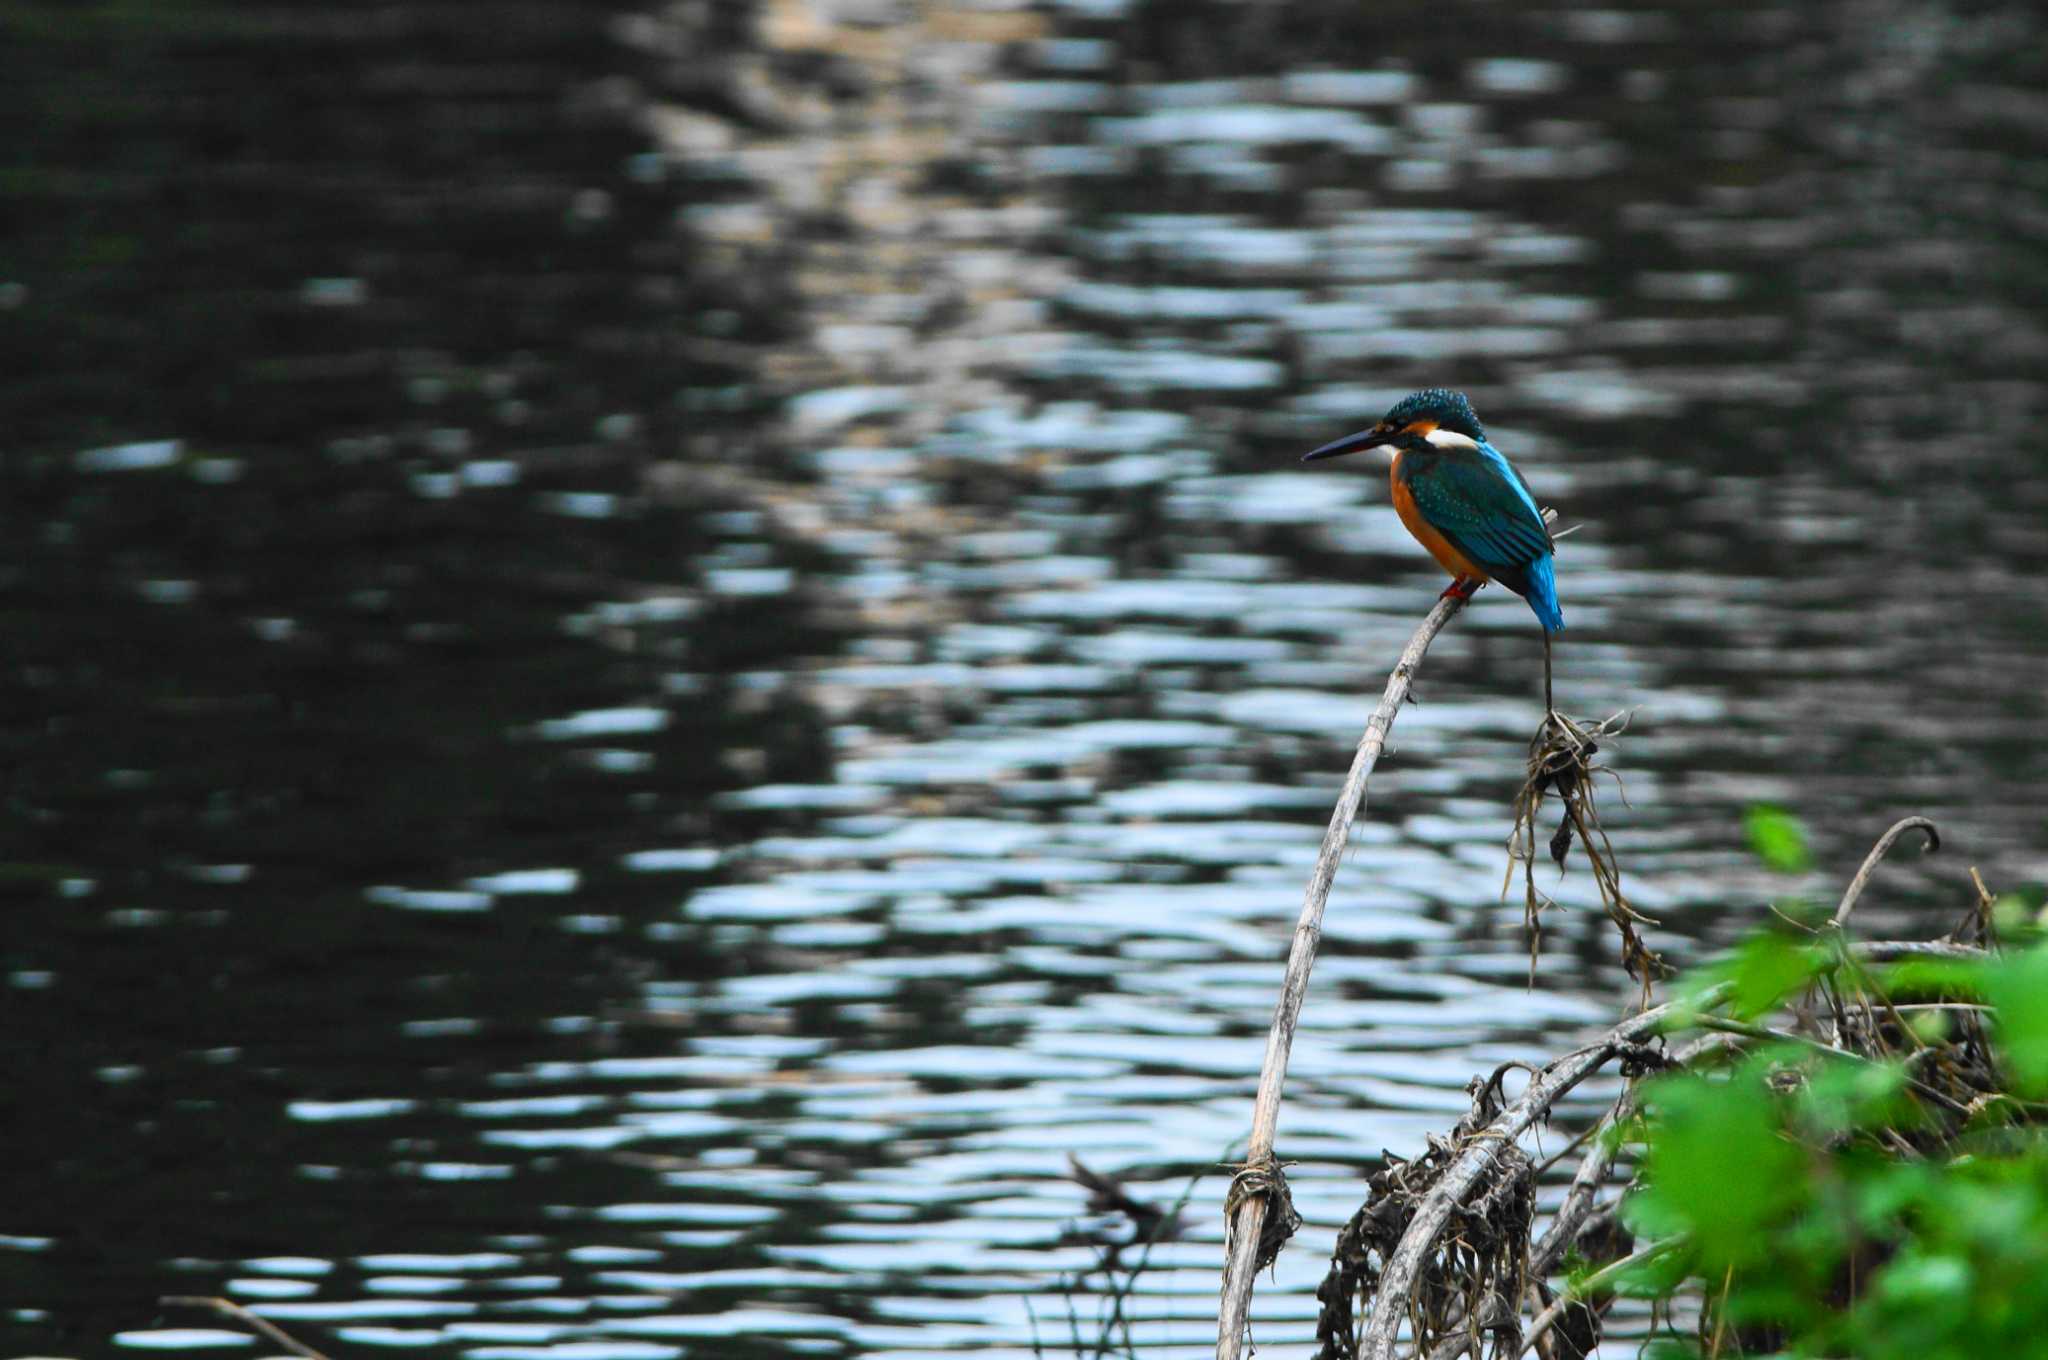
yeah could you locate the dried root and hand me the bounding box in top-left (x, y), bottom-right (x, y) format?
top-left (1507, 703), bottom-right (1662, 990)
top-left (1316, 1072), bottom-right (1535, 1360)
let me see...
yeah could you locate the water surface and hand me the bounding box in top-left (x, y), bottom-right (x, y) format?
top-left (5, 1), bottom-right (2046, 1356)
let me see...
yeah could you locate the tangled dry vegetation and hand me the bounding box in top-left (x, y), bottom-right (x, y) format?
top-left (1214, 590), bottom-right (2037, 1360)
top-left (1304, 814), bottom-right (2019, 1360)
top-left (1508, 702), bottom-right (1656, 990)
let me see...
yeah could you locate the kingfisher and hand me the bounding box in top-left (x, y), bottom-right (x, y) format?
top-left (1302, 389), bottom-right (1563, 632)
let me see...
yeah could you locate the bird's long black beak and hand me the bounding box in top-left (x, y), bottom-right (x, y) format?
top-left (1301, 426), bottom-right (1392, 462)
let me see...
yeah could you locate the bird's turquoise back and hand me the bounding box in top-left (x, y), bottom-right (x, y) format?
top-left (1398, 439), bottom-right (1564, 631)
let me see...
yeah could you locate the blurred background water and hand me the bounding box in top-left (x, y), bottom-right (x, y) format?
top-left (4, 1), bottom-right (2046, 1356)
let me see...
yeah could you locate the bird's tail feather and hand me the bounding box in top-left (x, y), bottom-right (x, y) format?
top-left (1526, 556), bottom-right (1564, 632)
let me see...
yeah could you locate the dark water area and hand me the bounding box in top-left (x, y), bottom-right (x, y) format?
top-left (4, 1), bottom-right (2047, 1356)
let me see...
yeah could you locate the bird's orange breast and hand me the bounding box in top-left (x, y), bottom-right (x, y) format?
top-left (1390, 454), bottom-right (1491, 583)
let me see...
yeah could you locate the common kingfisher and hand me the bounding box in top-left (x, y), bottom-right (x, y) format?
top-left (1302, 389), bottom-right (1563, 632)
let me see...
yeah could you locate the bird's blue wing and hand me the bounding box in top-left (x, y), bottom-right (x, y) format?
top-left (1403, 443), bottom-right (1554, 586)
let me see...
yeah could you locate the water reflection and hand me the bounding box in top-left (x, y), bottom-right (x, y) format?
top-left (8, 0), bottom-right (2048, 1356)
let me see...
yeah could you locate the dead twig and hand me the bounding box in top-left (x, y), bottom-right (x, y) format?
top-left (1528, 1033), bottom-right (1732, 1282)
top-left (160, 1297), bottom-right (331, 1360)
top-left (1831, 816), bottom-right (1940, 927)
top-left (1066, 1154), bottom-right (1202, 1359)
top-left (1857, 940), bottom-right (1988, 962)
top-left (1501, 510), bottom-right (1662, 989)
top-left (1958, 865), bottom-right (1999, 949)
top-left (1070, 1153), bottom-right (1187, 1255)
top-left (1218, 591), bottom-right (1471, 1360)
top-left (1517, 1237), bottom-right (1686, 1358)
top-left (1685, 1015), bottom-right (1975, 1117)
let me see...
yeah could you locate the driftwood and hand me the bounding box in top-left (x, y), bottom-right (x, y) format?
top-left (1217, 590), bottom-right (1471, 1360)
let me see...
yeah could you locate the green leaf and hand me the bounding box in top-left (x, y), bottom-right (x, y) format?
top-left (1877, 1253), bottom-right (1971, 1304)
top-left (1867, 1251), bottom-right (1975, 1346)
top-left (1796, 1057), bottom-right (1910, 1135)
top-left (1723, 1275), bottom-right (1821, 1330)
top-left (1905, 1007), bottom-right (1951, 1045)
top-left (1639, 1344), bottom-right (1699, 1360)
top-left (1848, 1157), bottom-right (1935, 1230)
top-left (1617, 923), bottom-right (2048, 1357)
top-left (1633, 1066), bottom-right (1808, 1269)
top-left (1744, 803), bottom-right (1812, 874)
top-left (1986, 944), bottom-right (2048, 1097)
top-left (1604, 1243), bottom-right (1693, 1299)
top-left (1716, 932), bottom-right (1826, 1020)
top-left (1879, 956), bottom-right (1988, 1002)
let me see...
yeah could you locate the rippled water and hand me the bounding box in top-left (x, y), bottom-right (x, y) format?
top-left (7, 1), bottom-right (2047, 1356)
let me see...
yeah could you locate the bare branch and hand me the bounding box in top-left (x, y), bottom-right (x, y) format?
top-left (1217, 591), bottom-right (1470, 1360)
top-left (1857, 940), bottom-right (1987, 962)
top-left (1687, 1015), bottom-right (1975, 1116)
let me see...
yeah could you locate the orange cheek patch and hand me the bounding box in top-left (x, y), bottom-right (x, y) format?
top-left (1401, 419), bottom-right (1438, 438)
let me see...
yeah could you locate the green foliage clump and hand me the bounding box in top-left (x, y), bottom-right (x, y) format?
top-left (1606, 921), bottom-right (2048, 1359)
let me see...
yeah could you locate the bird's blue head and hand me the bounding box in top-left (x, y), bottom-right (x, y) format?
top-left (1302, 388), bottom-right (1486, 462)
top-left (1381, 389), bottom-right (1484, 440)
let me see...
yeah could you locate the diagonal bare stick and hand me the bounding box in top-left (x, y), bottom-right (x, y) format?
top-left (1217, 591), bottom-right (1470, 1360)
top-left (160, 1297), bottom-right (330, 1360)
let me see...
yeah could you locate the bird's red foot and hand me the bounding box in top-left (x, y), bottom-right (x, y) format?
top-left (1439, 577), bottom-right (1482, 601)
